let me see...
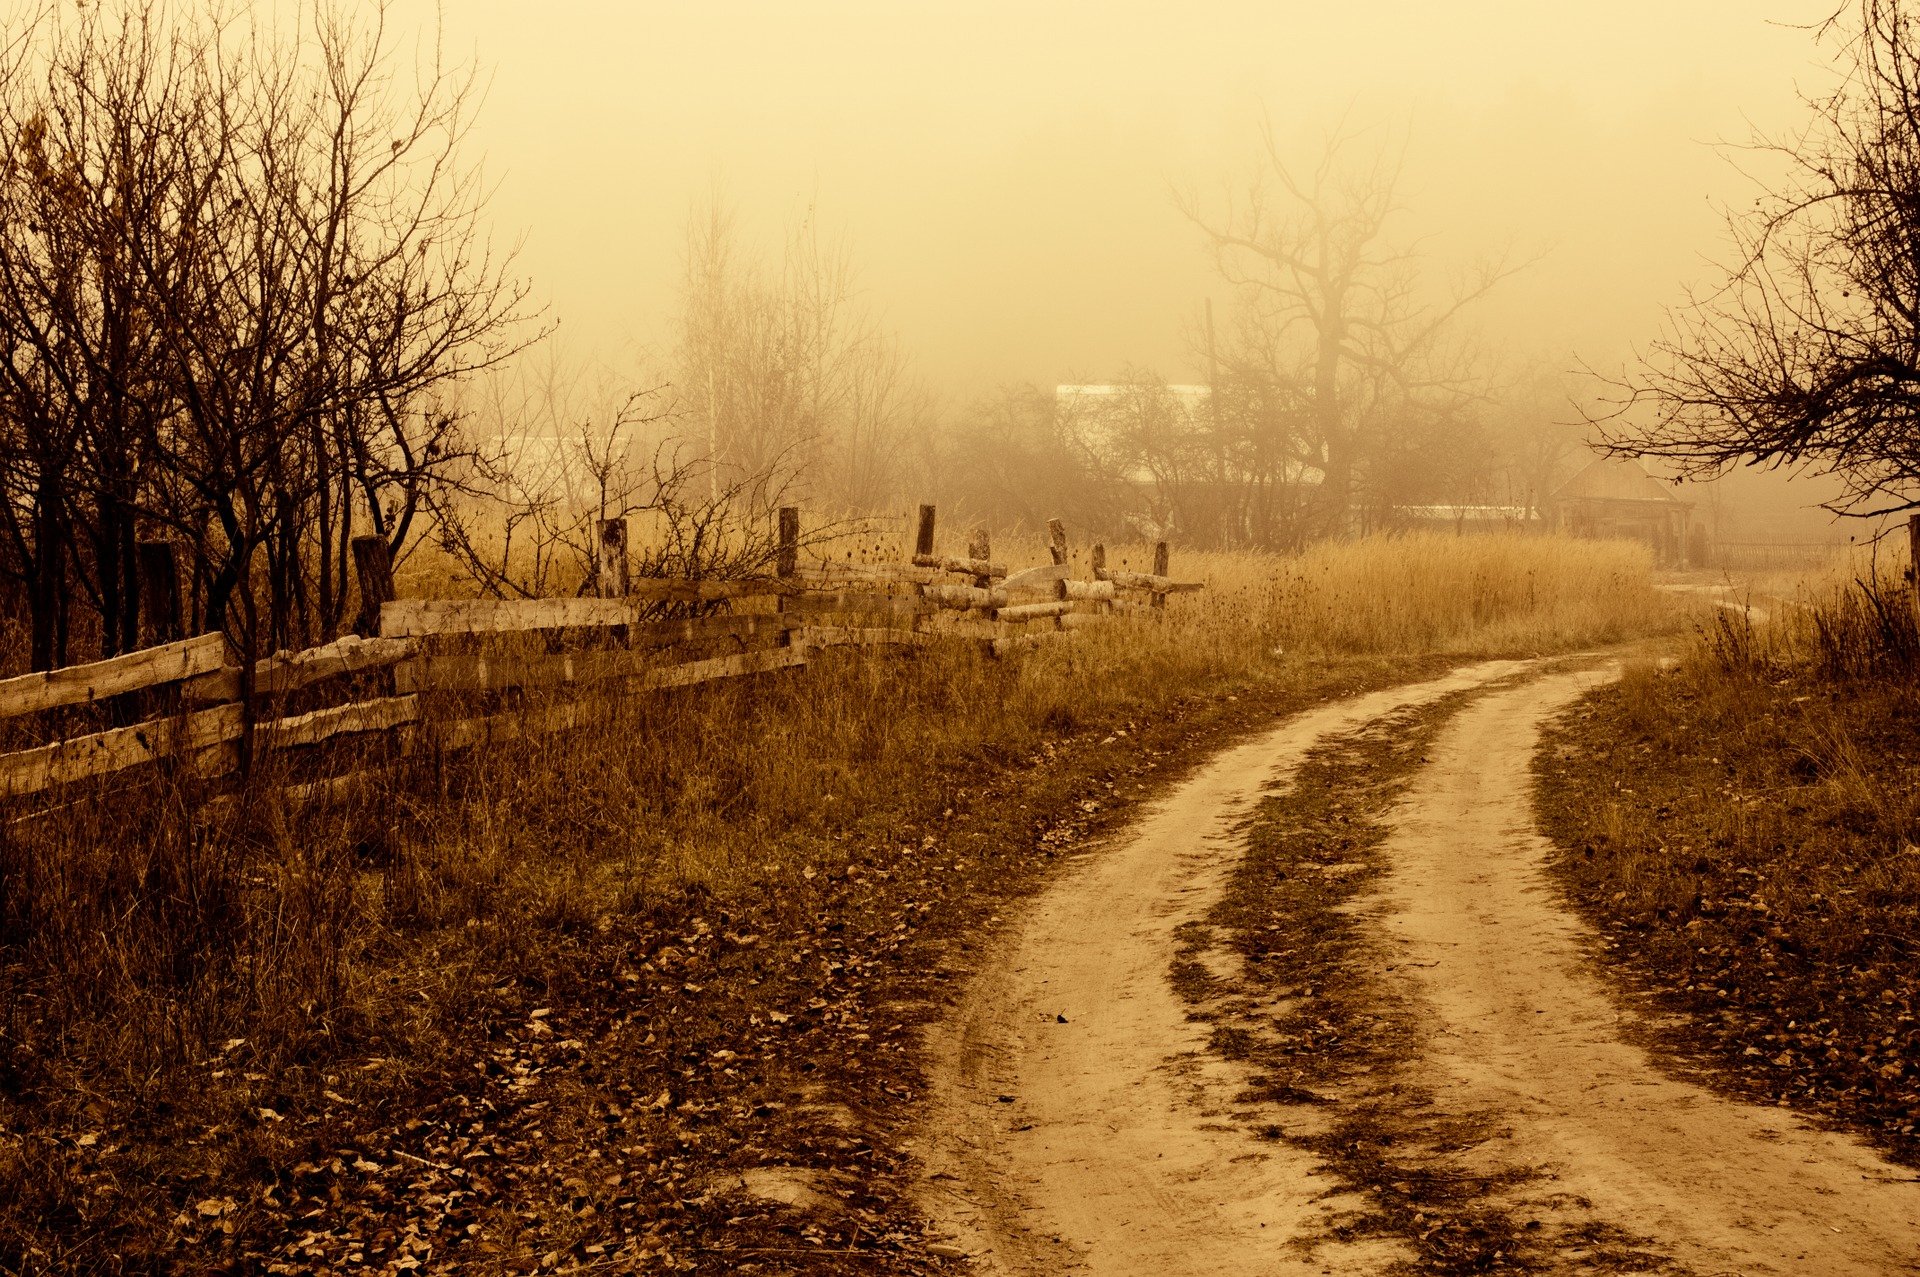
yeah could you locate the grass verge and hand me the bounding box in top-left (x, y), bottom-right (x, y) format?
top-left (1535, 658), bottom-right (1920, 1169)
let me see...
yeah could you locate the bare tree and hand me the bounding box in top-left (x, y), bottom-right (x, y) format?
top-left (1179, 116), bottom-right (1522, 540)
top-left (434, 351), bottom-right (806, 603)
top-left (677, 193), bottom-right (928, 515)
top-left (0, 0), bottom-right (536, 674)
top-left (1598, 1), bottom-right (1920, 517)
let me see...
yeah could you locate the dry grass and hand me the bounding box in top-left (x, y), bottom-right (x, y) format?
top-left (0, 531), bottom-right (1670, 1273)
top-left (1536, 548), bottom-right (1920, 1166)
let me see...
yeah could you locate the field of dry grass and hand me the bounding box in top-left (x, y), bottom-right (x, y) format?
top-left (1536, 550), bottom-right (1920, 1167)
top-left (0, 531), bottom-right (1673, 1274)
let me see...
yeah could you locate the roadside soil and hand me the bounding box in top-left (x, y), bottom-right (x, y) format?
top-left (918, 661), bottom-right (1920, 1275)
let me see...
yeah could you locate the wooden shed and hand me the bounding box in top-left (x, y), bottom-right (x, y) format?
top-left (1548, 457), bottom-right (1698, 567)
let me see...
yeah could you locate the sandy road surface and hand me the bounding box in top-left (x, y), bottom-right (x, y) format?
top-left (1377, 667), bottom-right (1920, 1275)
top-left (914, 660), bottom-right (1537, 1274)
top-left (916, 661), bottom-right (1920, 1275)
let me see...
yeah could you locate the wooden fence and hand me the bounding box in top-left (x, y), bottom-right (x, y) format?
top-left (0, 506), bottom-right (1201, 808)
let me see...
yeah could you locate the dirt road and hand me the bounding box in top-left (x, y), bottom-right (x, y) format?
top-left (915, 661), bottom-right (1920, 1275)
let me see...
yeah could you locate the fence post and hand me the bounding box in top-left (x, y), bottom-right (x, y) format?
top-left (137, 539), bottom-right (182, 647)
top-left (1090, 543), bottom-right (1105, 578)
top-left (597, 518), bottom-right (630, 598)
top-left (778, 506), bottom-right (800, 578)
top-left (915, 504), bottom-right (937, 560)
top-left (1047, 518), bottom-right (1067, 567)
top-left (352, 535), bottom-right (396, 637)
top-left (1910, 515), bottom-right (1920, 621)
top-left (968, 526), bottom-right (991, 588)
top-left (1153, 540), bottom-right (1169, 610)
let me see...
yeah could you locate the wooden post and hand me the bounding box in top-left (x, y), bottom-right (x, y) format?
top-left (1047, 518), bottom-right (1067, 567)
top-left (968, 526), bottom-right (991, 588)
top-left (915, 504), bottom-right (937, 560)
top-left (1090, 543), bottom-right (1105, 577)
top-left (352, 535), bottom-right (396, 637)
top-left (778, 506), bottom-right (800, 578)
top-left (137, 539), bottom-right (182, 647)
top-left (1910, 514), bottom-right (1920, 619)
top-left (597, 518), bottom-right (630, 598)
top-left (1152, 540), bottom-right (1170, 609)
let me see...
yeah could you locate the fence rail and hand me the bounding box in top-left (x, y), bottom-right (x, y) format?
top-left (0, 506), bottom-right (1203, 807)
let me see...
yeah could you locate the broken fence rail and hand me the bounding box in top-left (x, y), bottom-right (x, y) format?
top-left (0, 507), bottom-right (1201, 804)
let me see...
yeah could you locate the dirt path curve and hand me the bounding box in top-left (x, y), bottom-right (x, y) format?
top-left (916, 660), bottom-right (1920, 1276)
top-left (914, 659), bottom-right (1538, 1275)
top-left (1377, 666), bottom-right (1920, 1276)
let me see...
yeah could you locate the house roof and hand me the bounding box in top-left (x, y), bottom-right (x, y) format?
top-left (1550, 456), bottom-right (1691, 507)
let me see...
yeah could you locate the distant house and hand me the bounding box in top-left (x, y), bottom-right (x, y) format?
top-left (1548, 456), bottom-right (1698, 567)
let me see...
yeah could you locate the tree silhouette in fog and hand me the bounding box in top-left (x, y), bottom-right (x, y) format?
top-left (1604, 0), bottom-right (1920, 516)
top-left (1180, 116), bottom-right (1523, 543)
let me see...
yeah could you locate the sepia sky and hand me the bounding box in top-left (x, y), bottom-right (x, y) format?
top-left (393, 0), bottom-right (1832, 400)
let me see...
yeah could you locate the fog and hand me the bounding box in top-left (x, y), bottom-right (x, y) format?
top-left (0, 0), bottom-right (1868, 664)
top-left (397, 0), bottom-right (1823, 392)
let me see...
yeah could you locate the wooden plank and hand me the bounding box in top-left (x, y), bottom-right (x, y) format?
top-left (380, 583), bottom-right (793, 636)
top-left (912, 554), bottom-right (1007, 579)
top-left (999, 563), bottom-right (1070, 595)
top-left (803, 626), bottom-right (931, 649)
top-left (629, 611), bottom-right (800, 649)
top-left (0, 633), bottom-right (227, 722)
top-left (397, 650), bottom-right (638, 694)
top-left (395, 615), bottom-right (807, 693)
top-left (382, 597), bottom-right (630, 636)
top-left (639, 645), bottom-right (808, 690)
top-left (992, 601), bottom-right (1072, 623)
top-left (425, 645), bottom-right (808, 703)
top-left (798, 610), bottom-right (921, 631)
top-left (923, 583), bottom-right (1004, 611)
top-left (795, 562), bottom-right (939, 586)
top-left (0, 701), bottom-right (243, 798)
top-left (1096, 570), bottom-right (1204, 594)
top-left (1063, 579), bottom-right (1115, 602)
top-left (263, 694), bottom-right (420, 749)
top-left (264, 636), bottom-right (415, 693)
top-left (781, 590), bottom-right (930, 615)
top-left (187, 634), bottom-right (417, 704)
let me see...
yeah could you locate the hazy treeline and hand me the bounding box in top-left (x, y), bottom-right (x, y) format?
top-left (638, 125), bottom-right (1591, 554)
top-left (0, 1), bottom-right (1593, 674)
